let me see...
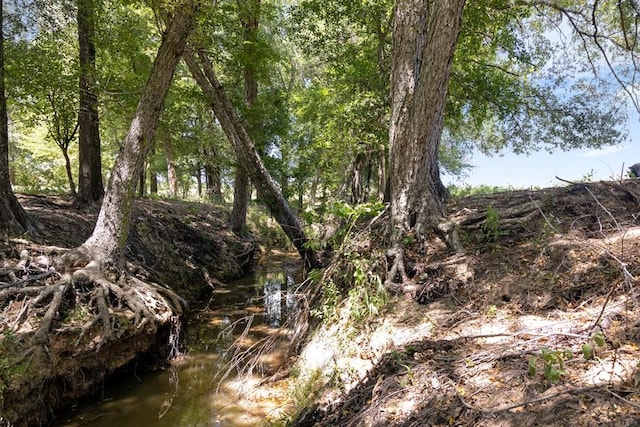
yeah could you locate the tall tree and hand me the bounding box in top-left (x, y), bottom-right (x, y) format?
top-left (0, 0), bottom-right (39, 235)
top-left (76, 0), bottom-right (104, 205)
top-left (386, 0), bottom-right (466, 283)
top-left (230, 0), bottom-right (260, 234)
top-left (76, 0), bottom-right (199, 266)
top-left (184, 48), bottom-right (321, 269)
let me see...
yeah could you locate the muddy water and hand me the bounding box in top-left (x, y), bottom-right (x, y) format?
top-left (52, 265), bottom-right (300, 427)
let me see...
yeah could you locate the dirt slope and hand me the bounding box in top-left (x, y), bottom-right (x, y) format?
top-left (0, 195), bottom-right (254, 426)
top-left (289, 180), bottom-right (640, 427)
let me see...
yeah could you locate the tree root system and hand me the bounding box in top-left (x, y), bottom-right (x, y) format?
top-left (0, 195), bottom-right (255, 426)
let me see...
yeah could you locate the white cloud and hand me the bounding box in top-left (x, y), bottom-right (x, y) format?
top-left (578, 145), bottom-right (625, 158)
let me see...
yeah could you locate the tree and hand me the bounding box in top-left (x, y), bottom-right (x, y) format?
top-left (184, 48), bottom-right (321, 268)
top-left (230, 0), bottom-right (260, 234)
top-left (8, 29), bottom-right (80, 196)
top-left (76, 0), bottom-right (104, 205)
top-left (0, 0), bottom-right (39, 235)
top-left (77, 0), bottom-right (199, 265)
top-left (386, 0), bottom-right (466, 284)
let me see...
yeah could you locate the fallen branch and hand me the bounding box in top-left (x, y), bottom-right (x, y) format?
top-left (457, 384), bottom-right (604, 414)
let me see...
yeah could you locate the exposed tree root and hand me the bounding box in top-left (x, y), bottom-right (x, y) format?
top-left (0, 245), bottom-right (186, 352)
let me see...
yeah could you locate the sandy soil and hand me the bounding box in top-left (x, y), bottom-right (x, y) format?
top-left (287, 180), bottom-right (640, 426)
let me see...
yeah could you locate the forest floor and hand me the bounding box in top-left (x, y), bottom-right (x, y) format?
top-left (281, 179), bottom-right (640, 427)
top-left (0, 195), bottom-right (256, 426)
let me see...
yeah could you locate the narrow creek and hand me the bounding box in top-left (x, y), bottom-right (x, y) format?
top-left (51, 260), bottom-right (301, 426)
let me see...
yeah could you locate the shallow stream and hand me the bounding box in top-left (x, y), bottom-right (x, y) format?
top-left (51, 263), bottom-right (301, 426)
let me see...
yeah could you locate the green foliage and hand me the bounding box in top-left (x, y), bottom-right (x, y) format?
top-left (247, 206), bottom-right (292, 250)
top-left (581, 331), bottom-right (605, 360)
top-left (332, 201), bottom-right (385, 222)
top-left (310, 276), bottom-right (341, 322)
top-left (448, 185), bottom-right (512, 198)
top-left (346, 257), bottom-right (387, 321)
top-left (271, 368), bottom-right (326, 426)
top-left (527, 347), bottom-right (573, 383)
top-left (482, 206), bottom-right (501, 242)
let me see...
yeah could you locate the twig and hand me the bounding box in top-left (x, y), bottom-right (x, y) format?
top-left (0, 270), bottom-right (58, 289)
top-left (555, 176), bottom-right (580, 185)
top-left (457, 384), bottom-right (604, 414)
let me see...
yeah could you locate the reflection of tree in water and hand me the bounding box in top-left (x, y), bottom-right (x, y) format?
top-left (263, 273), bottom-right (296, 328)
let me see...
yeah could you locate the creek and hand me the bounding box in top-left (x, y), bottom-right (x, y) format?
top-left (51, 262), bottom-right (301, 426)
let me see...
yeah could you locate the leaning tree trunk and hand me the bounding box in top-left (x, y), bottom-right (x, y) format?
top-left (184, 48), bottom-right (321, 269)
top-left (0, 0), bottom-right (39, 235)
top-left (387, 0), bottom-right (466, 283)
top-left (80, 1), bottom-right (199, 266)
top-left (76, 0), bottom-right (104, 205)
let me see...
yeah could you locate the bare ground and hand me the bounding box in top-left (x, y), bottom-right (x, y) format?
top-left (0, 195), bottom-right (255, 426)
top-left (282, 179), bottom-right (640, 426)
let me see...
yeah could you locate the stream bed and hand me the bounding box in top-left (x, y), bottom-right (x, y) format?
top-left (51, 264), bottom-right (301, 426)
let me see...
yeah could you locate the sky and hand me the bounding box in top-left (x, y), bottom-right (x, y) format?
top-left (441, 16), bottom-right (640, 190)
top-left (444, 109), bottom-right (639, 190)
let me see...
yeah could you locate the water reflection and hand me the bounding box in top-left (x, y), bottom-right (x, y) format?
top-left (263, 273), bottom-right (297, 328)
top-left (51, 267), bottom-right (300, 427)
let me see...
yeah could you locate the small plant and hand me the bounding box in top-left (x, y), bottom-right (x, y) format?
top-left (581, 169), bottom-right (595, 182)
top-left (347, 258), bottom-right (387, 321)
top-left (486, 304), bottom-right (497, 318)
top-left (581, 330), bottom-right (605, 360)
top-left (482, 206), bottom-right (501, 242)
top-left (527, 347), bottom-right (574, 383)
top-left (331, 201), bottom-right (385, 222)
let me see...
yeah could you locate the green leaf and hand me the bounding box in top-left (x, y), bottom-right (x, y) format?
top-left (582, 344), bottom-right (593, 360)
top-left (527, 356), bottom-right (537, 377)
top-left (592, 331), bottom-right (605, 347)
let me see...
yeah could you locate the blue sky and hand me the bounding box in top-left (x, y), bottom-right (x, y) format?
top-left (444, 109), bottom-right (638, 190)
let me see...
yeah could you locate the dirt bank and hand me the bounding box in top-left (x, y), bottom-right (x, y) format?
top-left (284, 180), bottom-right (640, 426)
top-left (0, 195), bottom-right (255, 426)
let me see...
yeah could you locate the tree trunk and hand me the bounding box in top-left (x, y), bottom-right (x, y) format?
top-left (137, 161), bottom-right (145, 197)
top-left (308, 172), bottom-right (319, 208)
top-left (195, 161), bottom-right (202, 197)
top-left (76, 0), bottom-right (104, 205)
top-left (150, 170), bottom-right (158, 194)
top-left (386, 0), bottom-right (465, 282)
top-left (204, 161), bottom-right (222, 200)
top-left (0, 0), bottom-right (38, 235)
top-left (377, 143), bottom-right (386, 202)
top-left (389, 0), bottom-right (465, 234)
top-left (230, 0), bottom-right (260, 234)
top-left (184, 49), bottom-right (321, 269)
top-left (230, 167), bottom-right (250, 233)
top-left (351, 151), bottom-right (372, 204)
top-left (62, 147), bottom-right (77, 197)
top-left (164, 135), bottom-right (178, 198)
top-left (80, 1), bottom-right (199, 265)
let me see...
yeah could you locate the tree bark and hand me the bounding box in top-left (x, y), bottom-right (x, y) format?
top-left (62, 147), bottom-right (77, 197)
top-left (76, 0), bottom-right (104, 205)
top-left (150, 170), bottom-right (158, 194)
top-left (204, 160), bottom-right (222, 200)
top-left (389, 0), bottom-right (465, 235)
top-left (386, 0), bottom-right (465, 283)
top-left (184, 49), bottom-right (321, 269)
top-left (80, 0), bottom-right (199, 265)
top-left (0, 0), bottom-right (39, 235)
top-left (230, 167), bottom-right (250, 232)
top-left (137, 161), bottom-right (145, 197)
top-left (164, 135), bottom-right (179, 197)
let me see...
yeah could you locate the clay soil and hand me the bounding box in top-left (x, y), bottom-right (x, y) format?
top-left (0, 195), bottom-right (255, 426)
top-left (290, 179), bottom-right (640, 427)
